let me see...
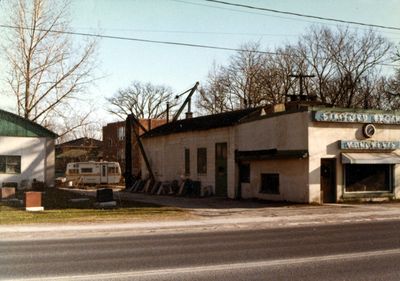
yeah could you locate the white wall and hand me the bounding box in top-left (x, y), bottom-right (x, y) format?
top-left (235, 112), bottom-right (309, 151)
top-left (142, 112), bottom-right (310, 202)
top-left (0, 136), bottom-right (48, 188)
top-left (142, 127), bottom-right (235, 196)
top-left (141, 109), bottom-right (400, 203)
top-left (235, 112), bottom-right (309, 202)
top-left (240, 159), bottom-right (309, 202)
top-left (308, 119), bottom-right (400, 203)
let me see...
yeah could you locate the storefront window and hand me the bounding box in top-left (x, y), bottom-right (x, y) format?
top-left (344, 164), bottom-right (392, 192)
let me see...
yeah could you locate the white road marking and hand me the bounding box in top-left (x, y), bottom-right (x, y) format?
top-left (5, 248), bottom-right (400, 281)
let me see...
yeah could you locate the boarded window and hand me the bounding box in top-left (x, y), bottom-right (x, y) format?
top-left (185, 148), bottom-right (190, 175)
top-left (197, 148), bottom-right (207, 174)
top-left (239, 163), bottom-right (250, 183)
top-left (81, 168), bottom-right (93, 173)
top-left (260, 173), bottom-right (279, 194)
top-left (0, 156), bottom-right (21, 174)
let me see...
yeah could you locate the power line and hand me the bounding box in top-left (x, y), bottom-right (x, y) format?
top-left (72, 26), bottom-right (298, 38)
top-left (0, 24), bottom-right (397, 68)
top-left (173, 0), bottom-right (400, 37)
top-left (172, 0), bottom-right (331, 27)
top-left (204, 0), bottom-right (400, 32)
top-left (0, 24), bottom-right (280, 55)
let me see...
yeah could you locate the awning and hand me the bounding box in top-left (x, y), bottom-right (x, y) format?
top-left (341, 152), bottom-right (400, 164)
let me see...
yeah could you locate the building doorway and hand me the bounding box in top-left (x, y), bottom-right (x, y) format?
top-left (215, 143), bottom-right (228, 196)
top-left (320, 158), bottom-right (336, 203)
top-left (100, 164), bottom-right (108, 184)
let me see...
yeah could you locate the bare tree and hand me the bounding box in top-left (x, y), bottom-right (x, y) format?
top-left (2, 0), bottom-right (96, 132)
top-left (385, 46), bottom-right (400, 99)
top-left (48, 105), bottom-right (97, 143)
top-left (298, 26), bottom-right (392, 108)
top-left (198, 43), bottom-right (276, 114)
top-left (196, 62), bottom-right (236, 114)
top-left (264, 45), bottom-right (306, 102)
top-left (107, 81), bottom-right (176, 120)
top-left (198, 26), bottom-right (393, 114)
top-left (223, 42), bottom-right (271, 108)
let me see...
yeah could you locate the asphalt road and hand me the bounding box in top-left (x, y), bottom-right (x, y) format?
top-left (2, 220), bottom-right (400, 280)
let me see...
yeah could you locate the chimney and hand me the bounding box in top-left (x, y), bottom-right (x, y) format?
top-left (185, 112), bottom-right (193, 119)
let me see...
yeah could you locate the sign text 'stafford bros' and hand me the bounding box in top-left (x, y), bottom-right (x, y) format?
top-left (314, 111), bottom-right (400, 124)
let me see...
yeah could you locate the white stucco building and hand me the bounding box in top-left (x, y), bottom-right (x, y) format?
top-left (0, 109), bottom-right (57, 188)
top-left (141, 102), bottom-right (400, 203)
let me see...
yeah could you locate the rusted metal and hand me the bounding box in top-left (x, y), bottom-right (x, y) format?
top-left (172, 82), bottom-right (199, 122)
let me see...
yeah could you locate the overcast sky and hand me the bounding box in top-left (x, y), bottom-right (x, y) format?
top-left (1, 0), bottom-right (400, 123)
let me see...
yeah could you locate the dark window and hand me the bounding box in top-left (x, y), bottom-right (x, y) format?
top-left (345, 164), bottom-right (392, 192)
top-left (239, 163), bottom-right (250, 183)
top-left (260, 173), bottom-right (279, 194)
top-left (0, 156), bottom-right (5, 173)
top-left (68, 168), bottom-right (79, 175)
top-left (216, 143), bottom-right (227, 159)
top-left (197, 148), bottom-right (207, 174)
top-left (185, 148), bottom-right (190, 175)
top-left (81, 167), bottom-right (93, 173)
top-left (0, 156), bottom-right (21, 174)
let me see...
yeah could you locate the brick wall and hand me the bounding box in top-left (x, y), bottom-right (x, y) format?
top-left (102, 119), bottom-right (166, 178)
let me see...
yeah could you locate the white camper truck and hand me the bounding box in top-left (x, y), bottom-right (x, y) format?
top-left (65, 162), bottom-right (121, 185)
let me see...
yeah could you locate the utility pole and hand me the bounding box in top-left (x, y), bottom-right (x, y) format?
top-left (289, 73), bottom-right (315, 97)
top-left (125, 114), bottom-right (155, 190)
top-left (166, 102), bottom-right (170, 123)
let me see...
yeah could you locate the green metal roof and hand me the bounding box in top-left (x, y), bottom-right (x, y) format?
top-left (0, 109), bottom-right (58, 139)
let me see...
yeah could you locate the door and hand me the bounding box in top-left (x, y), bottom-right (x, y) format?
top-left (320, 158), bottom-right (336, 203)
top-left (100, 164), bottom-right (108, 184)
top-left (215, 143), bottom-right (228, 196)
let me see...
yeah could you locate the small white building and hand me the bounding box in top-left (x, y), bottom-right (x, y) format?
top-left (0, 109), bottom-right (58, 188)
top-left (141, 101), bottom-right (400, 204)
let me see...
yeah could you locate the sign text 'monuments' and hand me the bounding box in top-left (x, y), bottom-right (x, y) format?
top-left (340, 140), bottom-right (400, 150)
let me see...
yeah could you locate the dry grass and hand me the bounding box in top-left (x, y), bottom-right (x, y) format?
top-left (0, 187), bottom-right (189, 225)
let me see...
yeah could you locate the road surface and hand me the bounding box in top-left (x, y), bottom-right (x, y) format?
top-left (2, 220), bottom-right (400, 280)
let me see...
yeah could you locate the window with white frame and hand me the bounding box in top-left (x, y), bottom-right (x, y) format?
top-left (118, 126), bottom-right (125, 140)
top-left (0, 156), bottom-right (21, 174)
